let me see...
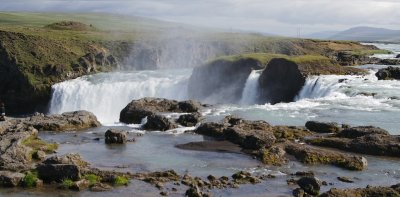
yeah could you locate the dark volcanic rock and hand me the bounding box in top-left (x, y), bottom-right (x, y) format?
top-left (0, 171), bottom-right (25, 187)
top-left (26, 110), bottom-right (101, 131)
top-left (379, 59), bottom-right (400, 65)
top-left (258, 58), bottom-right (306, 104)
top-left (119, 97), bottom-right (202, 124)
top-left (142, 114), bottom-right (178, 131)
top-left (305, 121), bottom-right (340, 133)
top-left (188, 58), bottom-right (263, 104)
top-left (177, 112), bottom-right (202, 127)
top-left (320, 184), bottom-right (400, 197)
top-left (376, 66), bottom-right (400, 80)
top-left (260, 145), bottom-right (288, 166)
top-left (336, 126), bottom-right (390, 138)
top-left (105, 129), bottom-right (127, 144)
top-left (396, 54), bottom-right (400, 58)
top-left (194, 122), bottom-right (226, 138)
top-left (297, 176), bottom-right (322, 195)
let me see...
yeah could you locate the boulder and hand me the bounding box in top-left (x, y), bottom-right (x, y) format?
top-left (185, 185), bottom-right (202, 197)
top-left (142, 114), bottom-right (178, 131)
top-left (177, 112), bottom-right (202, 127)
top-left (297, 176), bottom-right (322, 195)
top-left (90, 182), bottom-right (113, 192)
top-left (231, 171), bottom-right (261, 184)
top-left (105, 129), bottom-right (127, 144)
top-left (320, 185), bottom-right (400, 197)
top-left (70, 179), bottom-right (90, 191)
top-left (305, 121), bottom-right (340, 133)
top-left (260, 146), bottom-right (288, 166)
top-left (119, 97), bottom-right (203, 124)
top-left (376, 66), bottom-right (400, 80)
top-left (0, 171), bottom-right (25, 187)
top-left (293, 188), bottom-right (306, 197)
top-left (396, 54), bottom-right (400, 59)
top-left (379, 59), bottom-right (400, 65)
top-left (26, 110), bottom-right (101, 131)
top-left (194, 122), bottom-right (226, 138)
top-left (336, 126), bottom-right (390, 138)
top-left (42, 153), bottom-right (90, 169)
top-left (37, 164), bottom-right (80, 183)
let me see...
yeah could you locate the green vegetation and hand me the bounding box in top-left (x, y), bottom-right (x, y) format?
top-left (62, 179), bottom-right (75, 188)
top-left (350, 49), bottom-right (392, 56)
top-left (84, 174), bottom-right (101, 186)
top-left (113, 176), bottom-right (129, 186)
top-left (21, 171), bottom-right (38, 188)
top-left (22, 135), bottom-right (58, 158)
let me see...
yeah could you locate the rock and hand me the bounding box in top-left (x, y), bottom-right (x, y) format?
top-left (337, 176), bottom-right (354, 183)
top-left (70, 179), bottom-right (90, 191)
top-left (231, 171), bottom-right (261, 185)
top-left (177, 112), bottom-right (202, 127)
top-left (320, 185), bottom-right (400, 197)
top-left (379, 59), bottom-right (400, 65)
top-left (376, 66), bottom-right (400, 80)
top-left (119, 97), bottom-right (202, 124)
top-left (260, 145), bottom-right (288, 166)
top-left (297, 176), bottom-right (322, 195)
top-left (0, 171), bottom-right (25, 187)
top-left (336, 126), bottom-right (390, 138)
top-left (135, 170), bottom-right (180, 187)
top-left (27, 110), bottom-right (101, 131)
top-left (194, 122), bottom-right (226, 138)
top-left (293, 171), bottom-right (315, 177)
top-left (224, 127), bottom-right (276, 150)
top-left (142, 114), bottom-right (178, 131)
top-left (42, 153), bottom-right (90, 169)
top-left (37, 164), bottom-right (80, 183)
top-left (32, 150), bottom-right (46, 160)
top-left (90, 182), bottom-right (113, 192)
top-left (185, 185), bottom-right (202, 197)
top-left (285, 143), bottom-right (367, 171)
top-left (160, 191), bottom-right (168, 196)
top-left (396, 54), bottom-right (400, 59)
top-left (293, 188), bottom-right (306, 197)
top-left (105, 129), bottom-right (127, 144)
top-left (305, 121), bottom-right (340, 133)
top-left (188, 57), bottom-right (263, 104)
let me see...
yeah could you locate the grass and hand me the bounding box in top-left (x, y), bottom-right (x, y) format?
top-left (21, 171), bottom-right (38, 188)
top-left (113, 176), bottom-right (129, 186)
top-left (84, 174), bottom-right (101, 186)
top-left (62, 179), bottom-right (75, 188)
top-left (22, 135), bottom-right (58, 160)
top-left (350, 49), bottom-right (392, 56)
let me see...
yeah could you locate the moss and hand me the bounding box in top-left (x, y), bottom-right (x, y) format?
top-left (22, 135), bottom-right (58, 153)
top-left (350, 49), bottom-right (392, 56)
top-left (212, 53), bottom-right (288, 66)
top-left (113, 176), bottom-right (129, 186)
top-left (21, 171), bottom-right (38, 188)
top-left (62, 179), bottom-right (75, 188)
top-left (84, 174), bottom-right (101, 186)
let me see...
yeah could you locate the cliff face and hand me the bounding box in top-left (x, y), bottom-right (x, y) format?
top-left (0, 30), bottom-right (118, 114)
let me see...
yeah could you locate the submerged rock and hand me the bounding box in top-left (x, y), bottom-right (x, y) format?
top-left (305, 121), bottom-right (341, 133)
top-left (105, 129), bottom-right (128, 144)
top-left (26, 110), bottom-right (101, 131)
top-left (376, 66), bottom-right (400, 80)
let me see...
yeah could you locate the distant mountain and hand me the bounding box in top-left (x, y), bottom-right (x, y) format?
top-left (329, 26), bottom-right (400, 42)
top-left (304, 31), bottom-right (340, 39)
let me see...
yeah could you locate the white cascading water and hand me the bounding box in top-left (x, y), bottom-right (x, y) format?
top-left (295, 76), bottom-right (342, 100)
top-left (49, 69), bottom-right (191, 124)
top-left (239, 70), bottom-right (261, 105)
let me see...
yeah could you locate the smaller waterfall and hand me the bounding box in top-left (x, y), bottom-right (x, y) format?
top-left (240, 70), bottom-right (261, 105)
top-left (295, 76), bottom-right (342, 100)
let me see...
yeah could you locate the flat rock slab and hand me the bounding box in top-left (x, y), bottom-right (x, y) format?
top-left (176, 140), bottom-right (243, 154)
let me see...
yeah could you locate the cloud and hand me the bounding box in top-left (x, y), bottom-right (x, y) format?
top-left (1, 0), bottom-right (399, 36)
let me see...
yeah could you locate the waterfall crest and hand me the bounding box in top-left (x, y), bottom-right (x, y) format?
top-left (240, 70), bottom-right (261, 105)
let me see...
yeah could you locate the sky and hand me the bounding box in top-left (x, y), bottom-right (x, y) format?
top-left (1, 0), bottom-right (399, 36)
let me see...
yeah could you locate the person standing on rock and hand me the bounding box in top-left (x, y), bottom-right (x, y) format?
top-left (0, 101), bottom-right (5, 121)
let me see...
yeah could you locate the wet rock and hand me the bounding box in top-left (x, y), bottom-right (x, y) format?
top-left (297, 176), bottom-right (322, 195)
top-left (0, 171), bottom-right (25, 187)
top-left (336, 126), bottom-right (390, 138)
top-left (70, 179), bottom-right (90, 191)
top-left (32, 150), bottom-right (46, 160)
top-left (177, 112), bottom-right (202, 127)
top-left (119, 97), bottom-right (202, 124)
top-left (376, 66), bottom-right (400, 80)
top-left (285, 143), bottom-right (367, 171)
top-left (224, 127), bottom-right (276, 149)
top-left (194, 122), bottom-right (226, 138)
top-left (135, 170), bottom-right (180, 187)
top-left (176, 140), bottom-right (242, 154)
top-left (90, 182), bottom-right (113, 192)
top-left (185, 185), bottom-right (202, 197)
top-left (260, 145), bottom-right (288, 166)
top-left (105, 129), bottom-right (127, 144)
top-left (320, 185), bottom-right (400, 197)
top-left (231, 171), bottom-right (261, 185)
top-left (305, 121), bottom-right (340, 133)
top-left (142, 114), bottom-right (178, 131)
top-left (293, 171), bottom-right (315, 177)
top-left (379, 59), bottom-right (400, 66)
top-left (160, 191), bottom-right (168, 196)
top-left (37, 164), bottom-right (80, 183)
top-left (26, 110), bottom-right (101, 131)
top-left (396, 54), bottom-right (400, 59)
top-left (337, 176), bottom-right (354, 183)
top-left (42, 153), bottom-right (90, 169)
top-left (357, 92), bottom-right (377, 97)
top-left (293, 188), bottom-right (305, 197)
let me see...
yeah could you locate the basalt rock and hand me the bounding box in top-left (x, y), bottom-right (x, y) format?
top-left (119, 97), bottom-right (203, 124)
top-left (105, 129), bottom-right (127, 144)
top-left (305, 121), bottom-right (341, 133)
top-left (376, 66), bottom-right (400, 80)
top-left (379, 59), bottom-right (400, 65)
top-left (320, 184), bottom-right (400, 197)
top-left (0, 171), bottom-right (25, 187)
top-left (142, 114), bottom-right (178, 131)
top-left (26, 110), bottom-right (101, 131)
top-left (396, 54), bottom-right (400, 58)
top-left (177, 112), bottom-right (202, 127)
top-left (260, 145), bottom-right (288, 166)
top-left (336, 126), bottom-right (390, 138)
top-left (297, 176), bottom-right (322, 195)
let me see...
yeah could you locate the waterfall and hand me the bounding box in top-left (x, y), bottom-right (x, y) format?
top-left (48, 69), bottom-right (191, 124)
top-left (239, 70), bottom-right (261, 105)
top-left (295, 75), bottom-right (342, 100)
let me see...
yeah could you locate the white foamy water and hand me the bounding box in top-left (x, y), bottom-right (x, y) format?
top-left (365, 43), bottom-right (400, 59)
top-left (49, 69), bottom-right (191, 124)
top-left (239, 70), bottom-right (261, 105)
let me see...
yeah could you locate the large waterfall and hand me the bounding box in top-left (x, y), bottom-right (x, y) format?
top-left (49, 69), bottom-right (191, 124)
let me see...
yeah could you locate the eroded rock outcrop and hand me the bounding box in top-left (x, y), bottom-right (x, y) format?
top-left (376, 66), bottom-right (400, 80)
